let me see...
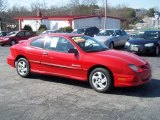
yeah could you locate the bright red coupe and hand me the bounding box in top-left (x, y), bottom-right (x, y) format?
top-left (7, 33), bottom-right (152, 92)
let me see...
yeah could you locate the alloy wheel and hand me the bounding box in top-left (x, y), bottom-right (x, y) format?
top-left (91, 72), bottom-right (108, 90)
top-left (17, 61), bottom-right (28, 76)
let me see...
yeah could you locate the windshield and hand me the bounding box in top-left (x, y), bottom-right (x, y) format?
top-left (72, 29), bottom-right (86, 34)
top-left (71, 36), bottom-right (108, 52)
top-left (97, 30), bottom-right (114, 36)
top-left (7, 31), bottom-right (19, 36)
top-left (132, 31), bottom-right (159, 40)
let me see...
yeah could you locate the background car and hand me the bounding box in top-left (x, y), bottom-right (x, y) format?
top-left (40, 30), bottom-right (57, 35)
top-left (94, 29), bottom-right (130, 48)
top-left (72, 27), bottom-right (99, 37)
top-left (0, 30), bottom-right (36, 46)
top-left (7, 33), bottom-right (151, 93)
top-left (0, 31), bottom-right (9, 36)
top-left (125, 30), bottom-right (160, 56)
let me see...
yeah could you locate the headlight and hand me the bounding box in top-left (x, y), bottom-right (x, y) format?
top-left (128, 64), bottom-right (139, 72)
top-left (144, 43), bottom-right (154, 47)
top-left (125, 42), bottom-right (130, 46)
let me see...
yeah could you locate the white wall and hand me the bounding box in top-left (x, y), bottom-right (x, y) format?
top-left (21, 17), bottom-right (121, 31)
top-left (101, 18), bottom-right (120, 29)
top-left (49, 20), bottom-right (70, 30)
top-left (73, 17), bottom-right (120, 29)
top-left (73, 17), bottom-right (100, 29)
top-left (22, 20), bottom-right (42, 31)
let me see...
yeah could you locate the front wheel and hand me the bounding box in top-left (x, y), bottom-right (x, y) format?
top-left (16, 58), bottom-right (30, 78)
top-left (89, 68), bottom-right (113, 93)
top-left (10, 40), bottom-right (16, 46)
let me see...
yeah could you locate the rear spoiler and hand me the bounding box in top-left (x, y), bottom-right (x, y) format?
top-left (18, 40), bottom-right (27, 44)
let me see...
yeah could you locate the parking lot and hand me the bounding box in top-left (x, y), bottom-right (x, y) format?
top-left (0, 46), bottom-right (160, 120)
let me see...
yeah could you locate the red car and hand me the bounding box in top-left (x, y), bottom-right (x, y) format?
top-left (7, 33), bottom-right (152, 92)
top-left (0, 30), bottom-right (35, 46)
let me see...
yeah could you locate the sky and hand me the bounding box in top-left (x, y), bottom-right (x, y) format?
top-left (7, 0), bottom-right (160, 10)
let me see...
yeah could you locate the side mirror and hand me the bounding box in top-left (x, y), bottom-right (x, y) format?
top-left (68, 48), bottom-right (78, 55)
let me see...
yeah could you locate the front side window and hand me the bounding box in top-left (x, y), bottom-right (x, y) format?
top-left (97, 30), bottom-right (114, 36)
top-left (30, 38), bottom-right (44, 48)
top-left (25, 31), bottom-right (31, 36)
top-left (17, 32), bottom-right (25, 37)
top-left (71, 36), bottom-right (108, 52)
top-left (45, 37), bottom-right (74, 52)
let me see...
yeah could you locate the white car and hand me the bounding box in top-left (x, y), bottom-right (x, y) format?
top-left (94, 29), bottom-right (130, 48)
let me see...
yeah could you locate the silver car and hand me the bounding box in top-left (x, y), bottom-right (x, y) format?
top-left (94, 29), bottom-right (130, 48)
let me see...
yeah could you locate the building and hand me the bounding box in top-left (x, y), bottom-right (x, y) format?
top-left (15, 15), bottom-right (125, 31)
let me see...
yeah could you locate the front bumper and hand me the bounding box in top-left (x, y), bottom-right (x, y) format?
top-left (114, 64), bottom-right (152, 87)
top-left (125, 44), bottom-right (156, 54)
top-left (0, 40), bottom-right (9, 45)
top-left (7, 55), bottom-right (15, 68)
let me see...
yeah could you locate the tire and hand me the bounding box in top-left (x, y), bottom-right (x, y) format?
top-left (10, 40), bottom-right (16, 46)
top-left (16, 58), bottom-right (30, 78)
top-left (109, 42), bottom-right (114, 49)
top-left (155, 46), bottom-right (159, 56)
top-left (89, 68), bottom-right (113, 93)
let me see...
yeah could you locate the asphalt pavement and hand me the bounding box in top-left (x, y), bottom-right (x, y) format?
top-left (0, 46), bottom-right (160, 120)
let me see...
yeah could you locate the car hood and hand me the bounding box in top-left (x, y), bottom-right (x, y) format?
top-left (94, 36), bottom-right (113, 42)
top-left (128, 38), bottom-right (157, 44)
top-left (90, 49), bottom-right (146, 66)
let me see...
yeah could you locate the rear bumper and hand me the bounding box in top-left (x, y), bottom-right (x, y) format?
top-left (7, 55), bottom-right (15, 68)
top-left (114, 68), bottom-right (152, 87)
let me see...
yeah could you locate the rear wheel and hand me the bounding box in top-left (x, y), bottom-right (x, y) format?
top-left (16, 58), bottom-right (30, 78)
top-left (89, 68), bottom-right (113, 93)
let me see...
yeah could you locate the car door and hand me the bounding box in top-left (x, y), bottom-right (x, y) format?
top-left (27, 37), bottom-right (45, 71)
top-left (120, 30), bottom-right (128, 45)
top-left (25, 31), bottom-right (34, 39)
top-left (42, 36), bottom-right (83, 79)
top-left (114, 30), bottom-right (122, 47)
top-left (16, 31), bottom-right (26, 41)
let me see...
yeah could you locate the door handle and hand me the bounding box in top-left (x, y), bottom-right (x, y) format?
top-left (43, 52), bottom-right (48, 55)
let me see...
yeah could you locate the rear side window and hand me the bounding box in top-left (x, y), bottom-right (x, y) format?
top-left (30, 38), bottom-right (44, 48)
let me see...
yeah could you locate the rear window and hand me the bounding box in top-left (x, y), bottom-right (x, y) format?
top-left (30, 38), bottom-right (44, 48)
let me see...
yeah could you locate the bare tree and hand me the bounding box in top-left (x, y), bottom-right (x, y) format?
top-left (0, 0), bottom-right (7, 12)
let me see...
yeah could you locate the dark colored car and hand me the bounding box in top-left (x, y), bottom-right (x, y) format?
top-left (0, 30), bottom-right (36, 46)
top-left (72, 27), bottom-right (99, 37)
top-left (125, 30), bottom-right (160, 56)
top-left (7, 33), bottom-right (151, 93)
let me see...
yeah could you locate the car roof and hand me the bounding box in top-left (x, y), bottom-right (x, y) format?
top-left (76, 27), bottom-right (98, 29)
top-left (40, 33), bottom-right (84, 37)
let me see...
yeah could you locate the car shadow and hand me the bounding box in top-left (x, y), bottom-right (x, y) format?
top-left (30, 73), bottom-right (90, 89)
top-left (30, 74), bottom-right (160, 98)
top-left (110, 79), bottom-right (160, 98)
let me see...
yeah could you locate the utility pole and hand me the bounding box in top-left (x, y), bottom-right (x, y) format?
top-left (104, 0), bottom-right (107, 30)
